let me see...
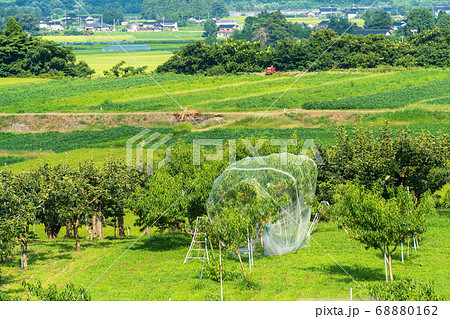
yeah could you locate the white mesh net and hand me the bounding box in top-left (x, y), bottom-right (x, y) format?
top-left (206, 153), bottom-right (318, 256)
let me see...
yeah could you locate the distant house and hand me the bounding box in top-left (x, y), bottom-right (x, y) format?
top-left (85, 16), bottom-right (95, 24)
top-left (316, 20), bottom-right (330, 29)
top-left (41, 20), bottom-right (64, 31)
top-left (85, 23), bottom-right (113, 32)
top-left (156, 20), bottom-right (178, 31)
top-left (346, 7), bottom-right (370, 19)
top-left (217, 24), bottom-right (238, 38)
top-left (306, 11), bottom-right (316, 18)
top-left (142, 21), bottom-right (159, 30)
top-left (354, 29), bottom-right (392, 36)
top-left (319, 7), bottom-right (341, 18)
top-left (390, 20), bottom-right (407, 30)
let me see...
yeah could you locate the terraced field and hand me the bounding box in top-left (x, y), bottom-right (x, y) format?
top-left (1, 69), bottom-right (449, 113)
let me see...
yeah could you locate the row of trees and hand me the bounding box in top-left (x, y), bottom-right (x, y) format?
top-left (0, 158), bottom-right (146, 271)
top-left (0, 18), bottom-right (94, 77)
top-left (157, 28), bottom-right (450, 74)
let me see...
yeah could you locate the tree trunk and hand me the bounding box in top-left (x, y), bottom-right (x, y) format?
top-left (236, 251), bottom-right (247, 279)
top-left (44, 222), bottom-right (61, 239)
top-left (22, 241), bottom-right (28, 269)
top-left (85, 216), bottom-right (93, 240)
top-left (75, 216), bottom-right (81, 251)
top-left (388, 252), bottom-right (394, 282)
top-left (118, 215), bottom-right (125, 237)
top-left (407, 237), bottom-right (410, 257)
top-left (22, 224), bottom-right (29, 269)
top-left (92, 216), bottom-right (104, 240)
top-left (66, 221), bottom-right (72, 238)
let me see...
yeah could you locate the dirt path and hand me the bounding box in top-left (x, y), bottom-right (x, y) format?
top-left (0, 108), bottom-right (399, 133)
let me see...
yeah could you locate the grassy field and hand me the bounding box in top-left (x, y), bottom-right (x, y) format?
top-left (0, 78), bottom-right (50, 88)
top-left (41, 31), bottom-right (203, 75)
top-left (1, 210), bottom-right (447, 301)
top-left (1, 69), bottom-right (450, 113)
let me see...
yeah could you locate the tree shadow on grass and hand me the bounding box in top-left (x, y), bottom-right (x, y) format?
top-left (130, 233), bottom-right (192, 252)
top-left (0, 273), bottom-right (15, 287)
top-left (304, 264), bottom-right (386, 282)
top-left (28, 251), bottom-right (72, 264)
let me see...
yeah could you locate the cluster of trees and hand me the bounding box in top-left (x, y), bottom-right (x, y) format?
top-left (103, 7), bottom-right (124, 25)
top-left (396, 7), bottom-right (450, 35)
top-left (141, 0), bottom-right (229, 20)
top-left (0, 158), bottom-right (147, 271)
top-left (231, 11), bottom-right (312, 46)
top-left (157, 28), bottom-right (450, 74)
top-left (317, 124), bottom-right (449, 280)
top-left (0, 18), bottom-right (94, 77)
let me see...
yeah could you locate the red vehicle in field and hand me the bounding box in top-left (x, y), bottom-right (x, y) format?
top-left (265, 66), bottom-right (276, 75)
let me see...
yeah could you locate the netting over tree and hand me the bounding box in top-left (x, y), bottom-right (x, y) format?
top-left (206, 153), bottom-right (318, 257)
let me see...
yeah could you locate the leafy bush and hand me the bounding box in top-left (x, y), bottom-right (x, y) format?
top-left (205, 258), bottom-right (239, 282)
top-left (22, 280), bottom-right (91, 301)
top-left (0, 281), bottom-right (90, 301)
top-left (366, 279), bottom-right (444, 301)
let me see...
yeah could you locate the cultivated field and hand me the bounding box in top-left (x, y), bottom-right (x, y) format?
top-left (1, 210), bottom-right (448, 300)
top-left (1, 69), bottom-right (449, 113)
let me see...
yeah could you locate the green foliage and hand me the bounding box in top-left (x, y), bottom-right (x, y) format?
top-left (328, 16), bottom-right (357, 35)
top-left (103, 61), bottom-right (148, 78)
top-left (366, 279), bottom-right (444, 301)
top-left (437, 11), bottom-right (450, 29)
top-left (158, 29), bottom-right (450, 74)
top-left (103, 7), bottom-right (124, 25)
top-left (407, 8), bottom-right (436, 33)
top-left (363, 10), bottom-right (392, 29)
top-left (156, 38), bottom-right (271, 75)
top-left (203, 19), bottom-right (218, 38)
top-left (318, 123), bottom-right (450, 201)
top-left (333, 183), bottom-right (435, 280)
top-left (141, 0), bottom-right (227, 19)
top-left (22, 280), bottom-right (91, 301)
top-left (0, 18), bottom-right (95, 78)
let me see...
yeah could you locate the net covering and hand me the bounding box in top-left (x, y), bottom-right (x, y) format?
top-left (207, 153), bottom-right (318, 256)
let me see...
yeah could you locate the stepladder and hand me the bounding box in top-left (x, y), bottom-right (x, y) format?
top-left (183, 216), bottom-right (214, 280)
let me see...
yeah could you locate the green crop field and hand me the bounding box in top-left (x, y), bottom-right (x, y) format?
top-left (1, 69), bottom-right (449, 113)
top-left (42, 31), bottom-right (203, 74)
top-left (1, 210), bottom-right (448, 301)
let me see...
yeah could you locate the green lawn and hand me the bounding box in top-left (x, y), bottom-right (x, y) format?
top-left (1, 210), bottom-right (447, 300)
top-left (1, 70), bottom-right (449, 113)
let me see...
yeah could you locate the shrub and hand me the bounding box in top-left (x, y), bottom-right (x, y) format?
top-left (366, 279), bottom-right (444, 301)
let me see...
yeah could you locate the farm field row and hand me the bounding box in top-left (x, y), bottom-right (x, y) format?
top-left (1, 210), bottom-right (448, 300)
top-left (2, 119), bottom-right (450, 172)
top-left (1, 70), bottom-right (449, 113)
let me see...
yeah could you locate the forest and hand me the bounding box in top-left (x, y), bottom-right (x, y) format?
top-left (0, 18), bottom-right (94, 77)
